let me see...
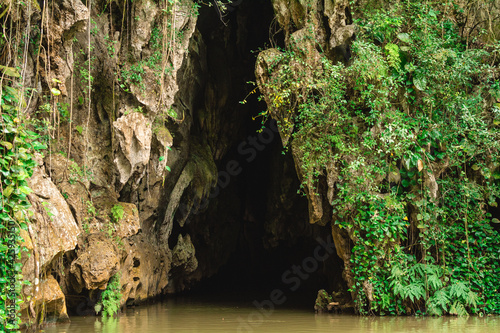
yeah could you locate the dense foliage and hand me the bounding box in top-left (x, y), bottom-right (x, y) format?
top-left (260, 0), bottom-right (500, 315)
top-left (0, 77), bottom-right (46, 329)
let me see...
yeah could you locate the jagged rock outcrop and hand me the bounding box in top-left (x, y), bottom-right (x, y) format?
top-left (256, 0), bottom-right (353, 225)
top-left (43, 0), bottom-right (89, 96)
top-left (113, 112), bottom-right (153, 186)
top-left (20, 275), bottom-right (70, 324)
top-left (255, 0), bottom-right (357, 296)
top-left (27, 155), bottom-right (80, 266)
top-left (70, 233), bottom-right (120, 291)
top-left (41, 152), bottom-right (167, 310)
top-left (20, 154), bottom-right (80, 323)
top-left (19, 0), bottom-right (270, 318)
top-left (172, 234), bottom-right (198, 274)
top-left (18, 0), bottom-right (353, 324)
top-left (271, 0), bottom-right (354, 50)
top-left (20, 0), bottom-right (199, 319)
top-left (119, 234), bottom-right (170, 304)
top-left (254, 0), bottom-right (500, 306)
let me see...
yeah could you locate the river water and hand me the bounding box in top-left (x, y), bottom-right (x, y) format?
top-left (40, 295), bottom-right (500, 333)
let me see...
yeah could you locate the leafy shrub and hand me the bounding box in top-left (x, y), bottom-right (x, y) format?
top-left (259, 0), bottom-right (500, 315)
top-left (95, 273), bottom-right (122, 317)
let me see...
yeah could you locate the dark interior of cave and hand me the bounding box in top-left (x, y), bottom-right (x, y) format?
top-left (166, 0), bottom-right (347, 308)
top-left (487, 204), bottom-right (500, 233)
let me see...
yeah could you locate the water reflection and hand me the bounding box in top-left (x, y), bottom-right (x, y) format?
top-left (40, 299), bottom-right (500, 333)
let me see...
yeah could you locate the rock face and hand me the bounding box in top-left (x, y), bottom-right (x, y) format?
top-left (114, 112), bottom-right (153, 186)
top-left (20, 0), bottom-right (222, 322)
top-left (18, 0), bottom-right (354, 326)
top-left (168, 234), bottom-right (198, 291)
top-left (27, 155), bottom-right (80, 268)
top-left (30, 276), bottom-right (70, 323)
top-left (255, 0), bottom-right (358, 297)
top-left (70, 233), bottom-right (120, 291)
top-left (119, 233), bottom-right (170, 304)
top-left (20, 155), bottom-right (80, 324)
top-left (43, 0), bottom-right (89, 96)
top-left (253, 0), bottom-right (500, 305)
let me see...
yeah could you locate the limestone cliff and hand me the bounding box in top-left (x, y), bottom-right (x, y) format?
top-left (14, 0), bottom-right (498, 324)
top-left (13, 0), bottom-right (339, 325)
top-left (254, 0), bottom-right (500, 312)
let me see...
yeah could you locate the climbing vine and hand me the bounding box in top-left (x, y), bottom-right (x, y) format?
top-left (0, 76), bottom-right (46, 330)
top-left (259, 0), bottom-right (500, 315)
top-left (0, 0), bottom-right (50, 328)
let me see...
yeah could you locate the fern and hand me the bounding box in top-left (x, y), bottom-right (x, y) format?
top-left (388, 261), bottom-right (480, 315)
top-left (97, 273), bottom-right (122, 317)
top-left (449, 301), bottom-right (468, 317)
top-left (390, 263), bottom-right (404, 279)
top-left (384, 43), bottom-right (401, 69)
top-left (390, 280), bottom-right (405, 298)
top-left (449, 282), bottom-right (469, 300)
top-left (427, 300), bottom-right (443, 316)
top-left (409, 263), bottom-right (426, 280)
top-left (444, 281), bottom-right (478, 315)
top-left (427, 273), bottom-right (443, 292)
top-left (404, 282), bottom-right (425, 302)
top-left (466, 290), bottom-right (478, 309)
top-left (427, 289), bottom-right (449, 315)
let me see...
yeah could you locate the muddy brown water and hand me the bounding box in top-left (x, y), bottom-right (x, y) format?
top-left (40, 296), bottom-right (500, 333)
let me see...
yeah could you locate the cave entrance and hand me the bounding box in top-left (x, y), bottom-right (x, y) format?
top-left (169, 0), bottom-right (347, 307)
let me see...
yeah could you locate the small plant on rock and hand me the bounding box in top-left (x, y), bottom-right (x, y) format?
top-left (95, 273), bottom-right (122, 317)
top-left (111, 204), bottom-right (124, 223)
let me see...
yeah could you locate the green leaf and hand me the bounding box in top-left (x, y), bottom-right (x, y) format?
top-left (3, 185), bottom-right (14, 197)
top-left (0, 65), bottom-right (21, 78)
top-left (1, 141), bottom-right (13, 150)
top-left (397, 33), bottom-right (411, 43)
top-left (32, 141), bottom-right (47, 150)
top-left (165, 166), bottom-right (171, 172)
top-left (413, 77), bottom-right (427, 91)
top-left (19, 186), bottom-right (32, 195)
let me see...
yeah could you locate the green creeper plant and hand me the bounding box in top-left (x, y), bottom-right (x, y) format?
top-left (1, 77), bottom-right (46, 330)
top-left (259, 0), bottom-right (500, 315)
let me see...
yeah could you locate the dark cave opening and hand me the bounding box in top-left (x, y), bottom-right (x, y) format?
top-left (181, 117), bottom-right (347, 307)
top-left (487, 204), bottom-right (500, 233)
top-left (167, 0), bottom-right (347, 307)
